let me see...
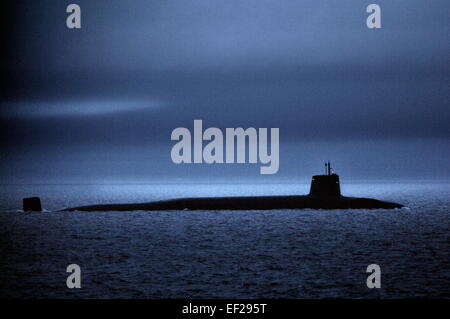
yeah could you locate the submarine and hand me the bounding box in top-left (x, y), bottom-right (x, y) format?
top-left (23, 162), bottom-right (403, 212)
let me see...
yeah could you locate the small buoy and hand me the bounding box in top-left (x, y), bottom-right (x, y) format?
top-left (23, 197), bottom-right (42, 211)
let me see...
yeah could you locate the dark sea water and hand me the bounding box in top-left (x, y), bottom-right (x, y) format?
top-left (0, 183), bottom-right (449, 298)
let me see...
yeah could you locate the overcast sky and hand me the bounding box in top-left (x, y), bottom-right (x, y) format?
top-left (1, 1), bottom-right (449, 183)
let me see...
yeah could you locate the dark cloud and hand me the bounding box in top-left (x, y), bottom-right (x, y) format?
top-left (1, 0), bottom-right (449, 182)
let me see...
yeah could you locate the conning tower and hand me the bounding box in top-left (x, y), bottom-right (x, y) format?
top-left (309, 161), bottom-right (341, 197)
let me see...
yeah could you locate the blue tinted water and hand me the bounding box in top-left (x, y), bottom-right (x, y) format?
top-left (0, 183), bottom-right (449, 298)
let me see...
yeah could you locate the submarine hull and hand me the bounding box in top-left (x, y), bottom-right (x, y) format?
top-left (62, 195), bottom-right (403, 212)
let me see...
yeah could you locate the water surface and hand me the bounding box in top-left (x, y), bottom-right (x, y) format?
top-left (0, 183), bottom-right (448, 298)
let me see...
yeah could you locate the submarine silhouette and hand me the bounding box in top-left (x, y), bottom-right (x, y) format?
top-left (47, 162), bottom-right (402, 212)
